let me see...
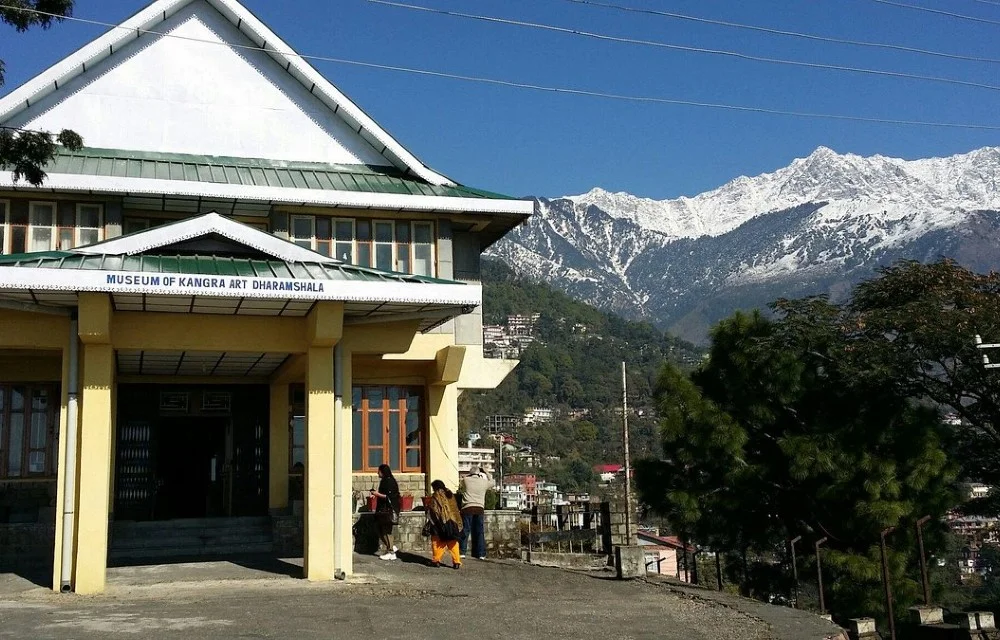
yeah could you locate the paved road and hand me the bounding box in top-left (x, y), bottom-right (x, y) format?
top-left (0, 554), bottom-right (844, 639)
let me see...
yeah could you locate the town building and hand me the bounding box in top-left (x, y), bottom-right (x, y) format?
top-left (458, 445), bottom-right (496, 477)
top-left (0, 0), bottom-right (531, 594)
top-left (523, 407), bottom-right (555, 425)
top-left (638, 531), bottom-right (694, 582)
top-left (484, 414), bottom-right (521, 437)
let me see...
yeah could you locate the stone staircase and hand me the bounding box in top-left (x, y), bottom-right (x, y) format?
top-left (109, 516), bottom-right (274, 562)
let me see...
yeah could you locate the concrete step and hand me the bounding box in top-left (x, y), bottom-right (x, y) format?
top-left (112, 517), bottom-right (270, 532)
top-left (111, 525), bottom-right (272, 540)
top-left (110, 533), bottom-right (273, 550)
top-left (108, 541), bottom-right (275, 561)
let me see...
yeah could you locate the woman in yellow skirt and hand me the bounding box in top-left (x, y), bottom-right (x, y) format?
top-left (425, 479), bottom-right (463, 569)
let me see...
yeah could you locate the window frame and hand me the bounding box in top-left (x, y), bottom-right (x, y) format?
top-left (27, 200), bottom-right (57, 252)
top-left (0, 199), bottom-right (8, 255)
top-left (353, 385), bottom-right (424, 474)
top-left (0, 383), bottom-right (59, 479)
top-left (75, 203), bottom-right (105, 248)
top-left (286, 215), bottom-right (437, 276)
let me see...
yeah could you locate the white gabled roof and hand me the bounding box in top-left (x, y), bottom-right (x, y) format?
top-left (74, 211), bottom-right (341, 264)
top-left (0, 0), bottom-right (454, 186)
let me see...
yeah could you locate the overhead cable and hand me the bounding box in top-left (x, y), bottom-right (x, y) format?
top-left (871, 0), bottom-right (1000, 26)
top-left (1, 4), bottom-right (999, 131)
top-left (367, 1), bottom-right (1000, 93)
top-left (554, 0), bottom-right (1000, 65)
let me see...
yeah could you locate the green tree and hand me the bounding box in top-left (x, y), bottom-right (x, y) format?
top-left (637, 301), bottom-right (958, 622)
top-left (1, 1), bottom-right (82, 185)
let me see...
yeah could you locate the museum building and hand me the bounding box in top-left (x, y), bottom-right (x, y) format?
top-left (0, 0), bottom-right (530, 593)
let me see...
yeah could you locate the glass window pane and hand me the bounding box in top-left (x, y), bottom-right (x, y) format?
top-left (375, 222), bottom-right (392, 243)
top-left (78, 229), bottom-right (100, 247)
top-left (59, 228), bottom-right (74, 250)
top-left (406, 448), bottom-right (420, 469)
top-left (352, 387), bottom-right (362, 407)
top-left (8, 413), bottom-right (24, 477)
top-left (0, 386), bottom-right (5, 411)
top-left (335, 241), bottom-right (353, 263)
top-left (368, 448), bottom-right (383, 469)
top-left (413, 244), bottom-right (432, 276)
top-left (30, 226), bottom-right (52, 252)
top-left (356, 220), bottom-right (371, 241)
top-left (368, 411), bottom-right (383, 446)
top-left (292, 416), bottom-right (305, 447)
top-left (316, 218), bottom-right (331, 240)
top-left (11, 226), bottom-right (25, 253)
top-left (30, 413), bottom-right (47, 448)
top-left (405, 410), bottom-right (421, 447)
top-left (357, 245), bottom-right (371, 267)
top-left (395, 223), bottom-right (410, 243)
top-left (292, 217), bottom-right (312, 240)
top-left (396, 247), bottom-right (410, 274)
top-left (353, 410), bottom-right (363, 470)
top-left (31, 388), bottom-right (48, 411)
top-left (413, 223), bottom-right (432, 244)
top-left (58, 208), bottom-right (74, 227)
top-left (315, 240), bottom-right (331, 257)
top-left (11, 387), bottom-right (24, 411)
top-left (368, 387), bottom-right (384, 408)
top-left (376, 245), bottom-right (392, 271)
top-left (29, 203), bottom-right (54, 226)
top-left (292, 446), bottom-right (305, 469)
top-left (29, 451), bottom-right (45, 474)
top-left (78, 206), bottom-right (101, 228)
top-left (335, 221), bottom-right (353, 241)
top-left (389, 412), bottom-right (400, 471)
top-left (406, 393), bottom-right (421, 413)
top-left (0, 226), bottom-right (5, 255)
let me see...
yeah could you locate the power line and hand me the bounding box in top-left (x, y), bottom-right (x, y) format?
top-left (368, 1), bottom-right (1000, 93)
top-left (1, 4), bottom-right (1000, 131)
top-left (556, 0), bottom-right (1000, 65)
top-left (968, 0), bottom-right (1000, 8)
top-left (871, 0), bottom-right (1000, 26)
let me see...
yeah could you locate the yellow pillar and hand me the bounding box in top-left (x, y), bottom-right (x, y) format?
top-left (74, 293), bottom-right (114, 594)
top-left (302, 301), bottom-right (342, 582)
top-left (426, 383), bottom-right (460, 493)
top-left (334, 349), bottom-right (353, 576)
top-left (269, 383), bottom-right (290, 512)
top-left (425, 346), bottom-right (465, 493)
top-left (305, 346), bottom-right (335, 581)
top-left (51, 332), bottom-right (72, 592)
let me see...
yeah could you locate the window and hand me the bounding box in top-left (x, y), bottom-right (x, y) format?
top-left (287, 215), bottom-right (436, 276)
top-left (0, 200), bottom-right (7, 254)
top-left (0, 384), bottom-right (58, 478)
top-left (75, 204), bottom-right (103, 247)
top-left (28, 202), bottom-right (56, 252)
top-left (353, 386), bottom-right (423, 473)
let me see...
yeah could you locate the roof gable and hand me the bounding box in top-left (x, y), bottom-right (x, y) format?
top-left (74, 212), bottom-right (340, 264)
top-left (0, 0), bottom-right (453, 186)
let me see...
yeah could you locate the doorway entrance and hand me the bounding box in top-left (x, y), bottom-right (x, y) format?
top-left (114, 384), bottom-right (269, 521)
top-left (155, 417), bottom-right (228, 519)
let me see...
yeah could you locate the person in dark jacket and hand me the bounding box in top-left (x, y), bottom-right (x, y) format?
top-left (370, 463), bottom-right (400, 560)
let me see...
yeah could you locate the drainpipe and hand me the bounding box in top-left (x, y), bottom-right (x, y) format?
top-left (333, 342), bottom-right (346, 581)
top-left (60, 317), bottom-right (80, 593)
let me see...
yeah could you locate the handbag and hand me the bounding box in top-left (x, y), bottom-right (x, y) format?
top-left (421, 520), bottom-right (434, 537)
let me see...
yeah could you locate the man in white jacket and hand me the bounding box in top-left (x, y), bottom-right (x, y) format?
top-left (459, 467), bottom-right (492, 560)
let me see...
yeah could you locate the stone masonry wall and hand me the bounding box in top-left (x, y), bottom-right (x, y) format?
top-left (274, 509), bottom-right (521, 559)
top-left (0, 523), bottom-right (54, 570)
top-left (351, 473), bottom-right (426, 501)
top-left (0, 480), bottom-right (57, 524)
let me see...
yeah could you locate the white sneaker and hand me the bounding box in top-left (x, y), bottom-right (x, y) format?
top-left (392, 545), bottom-right (399, 553)
top-left (379, 552), bottom-right (397, 560)
top-left (476, 556), bottom-right (487, 560)
top-left (459, 554), bottom-right (466, 559)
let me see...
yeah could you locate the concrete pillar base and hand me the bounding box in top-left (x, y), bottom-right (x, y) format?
top-left (614, 545), bottom-right (645, 579)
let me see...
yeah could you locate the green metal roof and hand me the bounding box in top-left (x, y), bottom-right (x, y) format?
top-left (46, 147), bottom-right (518, 201)
top-left (0, 251), bottom-right (463, 285)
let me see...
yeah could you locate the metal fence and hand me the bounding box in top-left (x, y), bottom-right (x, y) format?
top-left (519, 503), bottom-right (621, 556)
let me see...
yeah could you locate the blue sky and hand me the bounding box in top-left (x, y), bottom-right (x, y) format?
top-left (2, 0), bottom-right (999, 199)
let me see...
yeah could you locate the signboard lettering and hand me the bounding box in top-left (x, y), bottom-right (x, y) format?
top-left (106, 274), bottom-right (325, 293)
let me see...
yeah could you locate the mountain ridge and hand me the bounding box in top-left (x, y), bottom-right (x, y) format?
top-left (489, 145), bottom-right (1000, 343)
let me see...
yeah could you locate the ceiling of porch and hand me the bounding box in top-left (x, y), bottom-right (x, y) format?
top-left (116, 350), bottom-right (289, 377)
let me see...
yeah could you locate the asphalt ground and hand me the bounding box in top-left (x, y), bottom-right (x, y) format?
top-left (0, 553), bottom-right (845, 639)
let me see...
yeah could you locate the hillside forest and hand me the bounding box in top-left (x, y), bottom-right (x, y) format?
top-left (457, 260), bottom-right (702, 491)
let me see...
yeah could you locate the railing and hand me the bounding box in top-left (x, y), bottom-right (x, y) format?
top-left (519, 503), bottom-right (628, 556)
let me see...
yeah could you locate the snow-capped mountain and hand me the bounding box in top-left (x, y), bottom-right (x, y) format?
top-left (489, 146), bottom-right (1000, 343)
